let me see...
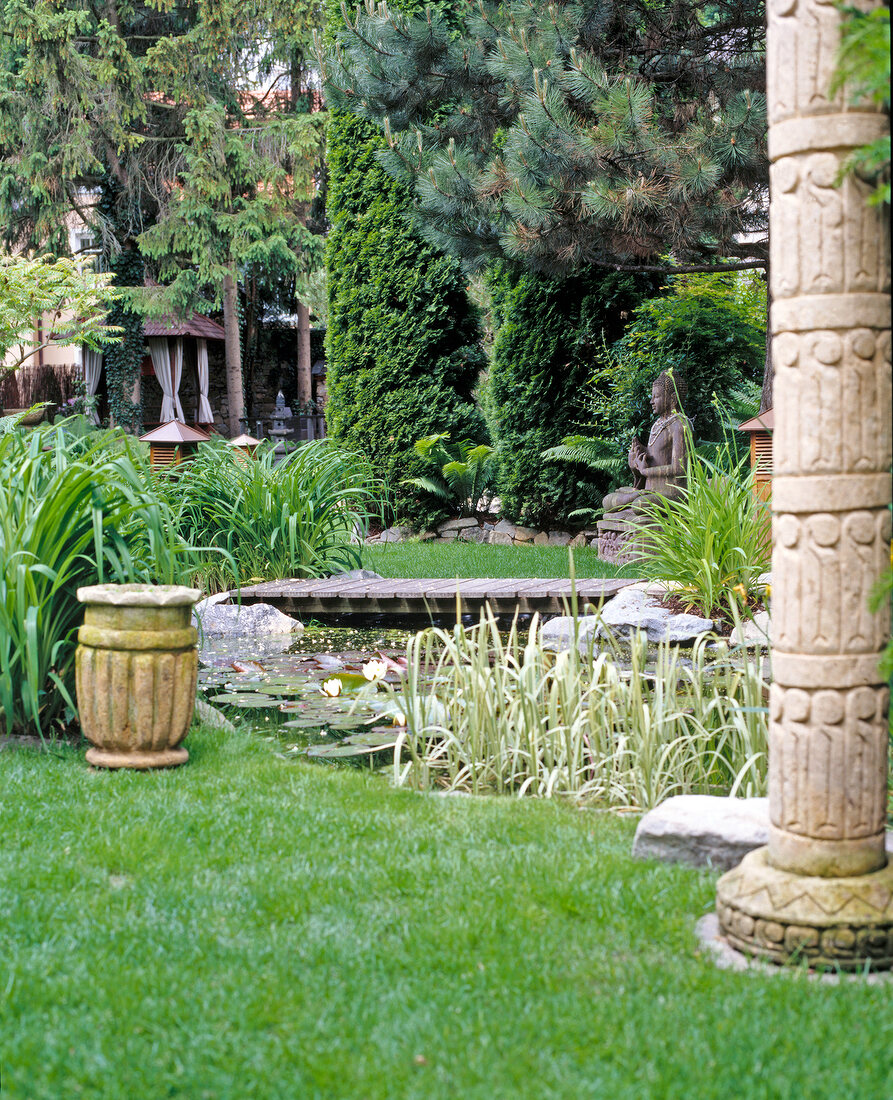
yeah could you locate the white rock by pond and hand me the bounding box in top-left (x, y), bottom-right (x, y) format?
top-left (194, 599), bottom-right (303, 636)
top-left (633, 796), bottom-right (771, 870)
top-left (634, 795), bottom-right (893, 871)
top-left (730, 609), bottom-right (770, 648)
top-left (333, 569), bottom-right (383, 581)
top-left (597, 587), bottom-right (713, 643)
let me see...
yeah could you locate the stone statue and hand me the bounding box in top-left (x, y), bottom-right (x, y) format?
top-left (602, 371), bottom-right (689, 516)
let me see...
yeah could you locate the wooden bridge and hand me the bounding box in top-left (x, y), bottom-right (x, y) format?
top-left (236, 576), bottom-right (634, 621)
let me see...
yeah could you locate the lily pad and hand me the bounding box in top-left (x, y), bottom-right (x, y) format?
top-left (209, 692), bottom-right (281, 708)
top-left (307, 743), bottom-right (386, 759)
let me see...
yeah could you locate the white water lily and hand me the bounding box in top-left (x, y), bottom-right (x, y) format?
top-left (320, 678), bottom-right (343, 697)
top-left (362, 659), bottom-right (388, 682)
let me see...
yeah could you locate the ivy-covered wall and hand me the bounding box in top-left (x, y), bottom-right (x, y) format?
top-left (485, 267), bottom-right (656, 529)
top-left (324, 89), bottom-right (486, 526)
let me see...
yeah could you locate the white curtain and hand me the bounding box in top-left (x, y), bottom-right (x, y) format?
top-left (171, 336), bottom-right (185, 421)
top-left (149, 337), bottom-right (185, 422)
top-left (195, 338), bottom-right (213, 423)
top-left (82, 347), bottom-right (103, 424)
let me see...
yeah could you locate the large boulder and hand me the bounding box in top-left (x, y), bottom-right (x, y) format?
top-left (597, 587), bottom-right (713, 644)
top-left (633, 794), bottom-right (893, 870)
top-left (194, 598), bottom-right (303, 637)
top-left (632, 796), bottom-right (770, 870)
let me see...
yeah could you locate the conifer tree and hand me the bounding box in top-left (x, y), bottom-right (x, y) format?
top-left (324, 0), bottom-right (487, 525)
top-left (0, 0), bottom-right (324, 432)
top-left (322, 0), bottom-right (767, 276)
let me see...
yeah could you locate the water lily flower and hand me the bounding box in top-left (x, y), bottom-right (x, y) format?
top-left (362, 659), bottom-right (388, 682)
top-left (320, 678), bottom-right (343, 697)
top-left (392, 711), bottom-right (407, 727)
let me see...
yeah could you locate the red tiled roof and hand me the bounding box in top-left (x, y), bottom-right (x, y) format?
top-left (143, 314), bottom-right (226, 340)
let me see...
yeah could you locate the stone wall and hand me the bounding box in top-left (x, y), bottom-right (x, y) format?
top-left (371, 518), bottom-right (600, 548)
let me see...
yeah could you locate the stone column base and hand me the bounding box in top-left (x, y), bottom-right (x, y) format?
top-left (716, 847), bottom-right (893, 970)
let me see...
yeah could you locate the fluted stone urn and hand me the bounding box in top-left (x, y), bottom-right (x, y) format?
top-left (75, 584), bottom-right (201, 769)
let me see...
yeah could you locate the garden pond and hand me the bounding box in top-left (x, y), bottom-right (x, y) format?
top-left (198, 625), bottom-right (415, 763)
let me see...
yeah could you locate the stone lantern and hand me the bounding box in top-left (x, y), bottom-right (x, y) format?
top-left (140, 421), bottom-right (210, 470)
top-left (737, 409), bottom-right (773, 503)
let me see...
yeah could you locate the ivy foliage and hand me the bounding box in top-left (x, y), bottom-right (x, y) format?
top-left (484, 266), bottom-right (656, 528)
top-left (325, 69), bottom-right (487, 526)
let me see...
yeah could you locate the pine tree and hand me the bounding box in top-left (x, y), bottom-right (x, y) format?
top-left (322, 0), bottom-right (767, 276)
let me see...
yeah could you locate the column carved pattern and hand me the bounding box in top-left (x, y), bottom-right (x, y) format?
top-left (717, 0), bottom-right (893, 969)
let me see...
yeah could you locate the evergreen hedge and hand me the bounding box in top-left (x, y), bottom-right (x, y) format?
top-left (324, 105), bottom-right (486, 527)
top-left (485, 268), bottom-right (655, 529)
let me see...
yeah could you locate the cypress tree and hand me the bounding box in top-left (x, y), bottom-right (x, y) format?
top-left (485, 267), bottom-right (656, 527)
top-left (324, 0), bottom-right (487, 525)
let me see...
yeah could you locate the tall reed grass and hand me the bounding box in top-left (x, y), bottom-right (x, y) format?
top-left (392, 607), bottom-right (767, 809)
top-left (640, 440), bottom-right (771, 619)
top-left (0, 422), bottom-right (192, 738)
top-left (162, 440), bottom-right (382, 591)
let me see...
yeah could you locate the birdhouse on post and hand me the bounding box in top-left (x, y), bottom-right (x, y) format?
top-left (229, 433), bottom-right (261, 463)
top-left (140, 421), bottom-right (211, 470)
top-left (737, 408), bottom-right (773, 502)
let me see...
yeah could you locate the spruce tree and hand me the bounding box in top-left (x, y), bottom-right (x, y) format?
top-left (322, 0), bottom-right (767, 276)
top-left (0, 0), bottom-right (324, 432)
top-left (324, 0), bottom-right (487, 526)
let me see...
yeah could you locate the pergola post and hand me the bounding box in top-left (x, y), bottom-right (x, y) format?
top-left (716, 0), bottom-right (892, 968)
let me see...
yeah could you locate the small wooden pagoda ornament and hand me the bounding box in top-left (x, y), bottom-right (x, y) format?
top-left (229, 433), bottom-right (262, 461)
top-left (140, 421), bottom-right (211, 470)
top-left (737, 408), bottom-right (773, 502)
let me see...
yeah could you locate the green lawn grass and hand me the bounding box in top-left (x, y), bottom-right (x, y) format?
top-left (0, 726), bottom-right (888, 1099)
top-left (363, 540), bottom-right (637, 579)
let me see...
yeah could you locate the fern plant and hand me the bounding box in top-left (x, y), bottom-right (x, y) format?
top-left (403, 433), bottom-right (496, 519)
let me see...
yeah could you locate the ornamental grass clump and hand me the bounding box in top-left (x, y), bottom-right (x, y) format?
top-left (0, 421), bottom-right (192, 739)
top-left (391, 606), bottom-right (767, 808)
top-left (163, 439), bottom-right (382, 590)
top-left (638, 441), bottom-right (771, 621)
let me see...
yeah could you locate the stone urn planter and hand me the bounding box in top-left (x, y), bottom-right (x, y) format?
top-left (75, 584), bottom-right (201, 769)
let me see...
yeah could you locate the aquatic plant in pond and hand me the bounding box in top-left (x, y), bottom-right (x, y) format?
top-left (390, 608), bottom-right (768, 809)
top-left (200, 616), bottom-right (768, 808)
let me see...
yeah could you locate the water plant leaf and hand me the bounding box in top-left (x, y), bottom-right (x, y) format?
top-left (209, 693), bottom-right (281, 708)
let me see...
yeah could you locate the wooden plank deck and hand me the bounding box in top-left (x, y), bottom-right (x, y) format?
top-left (235, 576), bottom-right (636, 620)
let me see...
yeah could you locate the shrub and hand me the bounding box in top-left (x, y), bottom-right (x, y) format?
top-left (484, 266), bottom-right (655, 528)
top-left (639, 441), bottom-right (772, 620)
top-left (164, 439), bottom-right (382, 590)
top-left (324, 107), bottom-right (487, 527)
top-left (588, 271), bottom-right (767, 446)
top-left (0, 420), bottom-right (188, 739)
top-left (0, 256), bottom-right (121, 382)
top-left (389, 605), bottom-right (767, 808)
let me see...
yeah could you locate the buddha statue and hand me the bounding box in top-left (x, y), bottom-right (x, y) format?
top-left (602, 371), bottom-right (689, 516)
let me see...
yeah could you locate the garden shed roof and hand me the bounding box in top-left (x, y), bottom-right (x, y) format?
top-left (143, 314), bottom-right (226, 340)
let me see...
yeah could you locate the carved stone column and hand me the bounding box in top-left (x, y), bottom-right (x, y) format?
top-left (716, 0), bottom-right (892, 969)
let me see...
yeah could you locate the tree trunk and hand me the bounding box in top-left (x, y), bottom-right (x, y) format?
top-left (222, 266), bottom-right (244, 436)
top-left (296, 299), bottom-right (312, 408)
top-left (760, 288), bottom-right (773, 413)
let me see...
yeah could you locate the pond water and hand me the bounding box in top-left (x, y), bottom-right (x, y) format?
top-left (198, 625), bottom-right (415, 762)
